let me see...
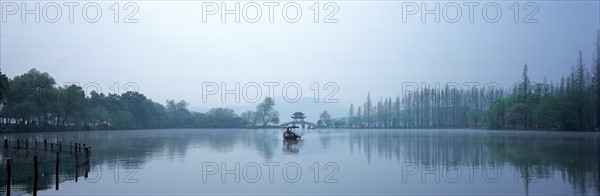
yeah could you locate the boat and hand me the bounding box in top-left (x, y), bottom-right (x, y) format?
top-left (283, 135), bottom-right (300, 140)
top-left (283, 126), bottom-right (301, 140)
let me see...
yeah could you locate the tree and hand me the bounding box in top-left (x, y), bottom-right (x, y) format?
top-left (533, 96), bottom-right (561, 129)
top-left (58, 84), bottom-right (88, 127)
top-left (356, 106), bottom-right (362, 127)
top-left (519, 64), bottom-right (531, 103)
top-left (393, 96), bottom-right (401, 127)
top-left (121, 91), bottom-right (161, 128)
top-left (348, 104), bottom-right (354, 127)
top-left (466, 109), bottom-right (481, 128)
top-left (505, 103), bottom-right (530, 129)
top-left (0, 69), bottom-right (9, 126)
top-left (342, 32), bottom-right (600, 131)
top-left (205, 108), bottom-right (245, 127)
top-left (1, 68), bottom-right (262, 130)
top-left (150, 102), bottom-right (168, 128)
top-left (486, 99), bottom-right (506, 129)
top-left (569, 51), bottom-right (590, 130)
top-left (241, 110), bottom-right (256, 127)
top-left (377, 99), bottom-right (383, 127)
top-left (0, 69), bottom-right (8, 107)
top-left (319, 110), bottom-right (332, 127)
top-left (255, 97), bottom-right (279, 126)
top-left (333, 119), bottom-right (344, 127)
top-left (593, 29), bottom-right (600, 130)
top-left (90, 105), bottom-right (110, 128)
top-left (166, 99), bottom-right (192, 127)
top-left (4, 69), bottom-right (56, 125)
top-left (364, 93), bottom-right (372, 127)
top-left (517, 64), bottom-right (534, 128)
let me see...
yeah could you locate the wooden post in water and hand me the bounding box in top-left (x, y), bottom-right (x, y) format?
top-left (85, 147), bottom-right (90, 164)
top-left (84, 155), bottom-right (89, 178)
top-left (84, 147), bottom-right (90, 178)
top-left (75, 152), bottom-right (79, 182)
top-left (44, 139), bottom-right (47, 151)
top-left (55, 151), bottom-right (60, 190)
top-left (3, 138), bottom-right (7, 149)
top-left (33, 155), bottom-right (38, 196)
top-left (34, 139), bottom-right (37, 150)
top-left (25, 139), bottom-right (28, 150)
top-left (84, 166), bottom-right (89, 179)
top-left (16, 139), bottom-right (19, 149)
top-left (74, 143), bottom-right (78, 154)
top-left (59, 141), bottom-right (62, 153)
top-left (6, 158), bottom-right (11, 196)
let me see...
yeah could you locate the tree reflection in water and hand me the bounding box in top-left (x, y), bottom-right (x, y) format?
top-left (347, 129), bottom-right (600, 195)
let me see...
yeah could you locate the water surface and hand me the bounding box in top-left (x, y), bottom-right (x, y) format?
top-left (2, 129), bottom-right (599, 195)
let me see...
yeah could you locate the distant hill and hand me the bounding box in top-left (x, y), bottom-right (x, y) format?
top-left (189, 97), bottom-right (346, 123)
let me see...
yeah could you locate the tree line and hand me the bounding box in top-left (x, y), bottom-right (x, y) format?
top-left (2, 30), bottom-right (598, 131)
top-left (0, 69), bottom-right (280, 131)
top-left (344, 30), bottom-right (600, 131)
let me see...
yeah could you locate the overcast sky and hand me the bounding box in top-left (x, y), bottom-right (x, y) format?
top-left (1, 1), bottom-right (599, 109)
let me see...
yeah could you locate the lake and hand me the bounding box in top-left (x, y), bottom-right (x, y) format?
top-left (2, 129), bottom-right (599, 195)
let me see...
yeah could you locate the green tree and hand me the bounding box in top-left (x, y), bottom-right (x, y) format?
top-left (4, 69), bottom-right (56, 125)
top-left (1, 68), bottom-right (262, 130)
top-left (364, 93), bottom-right (372, 127)
top-left (487, 99), bottom-right (506, 129)
top-left (506, 103), bottom-right (530, 129)
top-left (519, 63), bottom-right (531, 103)
top-left (593, 29), bottom-right (600, 130)
top-left (121, 91), bottom-right (163, 128)
top-left (533, 96), bottom-right (562, 129)
top-left (348, 103), bottom-right (354, 127)
top-left (333, 119), bottom-right (344, 127)
top-left (0, 69), bottom-right (8, 106)
top-left (319, 110), bottom-right (332, 127)
top-left (58, 84), bottom-right (88, 127)
top-left (393, 96), bottom-right (401, 127)
top-left (90, 105), bottom-right (110, 128)
top-left (151, 102), bottom-right (168, 128)
top-left (466, 109), bottom-right (481, 128)
top-left (568, 51), bottom-right (591, 130)
top-left (255, 97), bottom-right (279, 126)
top-left (241, 110), bottom-right (256, 127)
top-left (205, 108), bottom-right (245, 127)
top-left (0, 69), bottom-right (9, 126)
top-left (518, 64), bottom-right (533, 128)
top-left (356, 106), bottom-right (362, 127)
top-left (166, 99), bottom-right (192, 128)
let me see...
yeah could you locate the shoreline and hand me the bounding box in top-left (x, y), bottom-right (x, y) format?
top-left (2, 126), bottom-right (599, 134)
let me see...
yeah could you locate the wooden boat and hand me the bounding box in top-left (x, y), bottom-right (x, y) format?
top-left (283, 126), bottom-right (301, 140)
top-left (283, 135), bottom-right (300, 140)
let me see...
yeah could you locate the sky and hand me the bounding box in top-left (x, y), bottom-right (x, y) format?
top-left (1, 0), bottom-right (599, 112)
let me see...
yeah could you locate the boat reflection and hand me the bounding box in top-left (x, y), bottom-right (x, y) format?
top-left (282, 139), bottom-right (300, 154)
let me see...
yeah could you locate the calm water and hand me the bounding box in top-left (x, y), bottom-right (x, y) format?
top-left (2, 129), bottom-right (599, 195)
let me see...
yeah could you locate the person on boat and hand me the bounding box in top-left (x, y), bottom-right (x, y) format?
top-left (283, 127), bottom-right (296, 138)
